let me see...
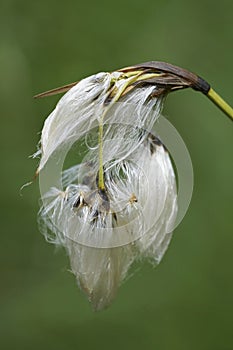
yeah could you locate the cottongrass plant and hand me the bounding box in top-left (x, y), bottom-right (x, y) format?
top-left (35, 62), bottom-right (233, 310)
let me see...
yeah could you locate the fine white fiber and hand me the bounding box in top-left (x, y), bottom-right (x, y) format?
top-left (38, 72), bottom-right (165, 172)
top-left (37, 70), bottom-right (177, 311)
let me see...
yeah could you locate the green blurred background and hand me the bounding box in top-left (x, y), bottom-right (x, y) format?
top-left (1, 0), bottom-right (233, 349)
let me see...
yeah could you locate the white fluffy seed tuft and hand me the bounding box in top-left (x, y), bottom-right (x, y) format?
top-left (37, 71), bottom-right (177, 311)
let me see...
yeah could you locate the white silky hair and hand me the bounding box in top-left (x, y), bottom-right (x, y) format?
top-left (37, 71), bottom-right (164, 172)
top-left (37, 71), bottom-right (177, 311)
top-left (39, 139), bottom-right (177, 310)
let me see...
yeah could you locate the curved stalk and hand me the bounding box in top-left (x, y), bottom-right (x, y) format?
top-left (207, 88), bottom-right (233, 122)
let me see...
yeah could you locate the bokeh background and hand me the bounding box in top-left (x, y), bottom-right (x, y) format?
top-left (1, 0), bottom-right (233, 349)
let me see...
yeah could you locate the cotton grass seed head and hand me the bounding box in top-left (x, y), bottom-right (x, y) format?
top-left (34, 61), bottom-right (233, 311)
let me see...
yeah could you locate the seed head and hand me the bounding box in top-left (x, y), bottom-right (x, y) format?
top-left (35, 61), bottom-right (233, 310)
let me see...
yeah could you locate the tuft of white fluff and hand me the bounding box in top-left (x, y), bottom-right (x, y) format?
top-left (39, 137), bottom-right (177, 310)
top-left (37, 72), bottom-right (164, 172)
top-left (37, 71), bottom-right (177, 311)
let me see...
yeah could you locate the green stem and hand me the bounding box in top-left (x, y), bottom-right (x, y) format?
top-left (207, 88), bottom-right (233, 122)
